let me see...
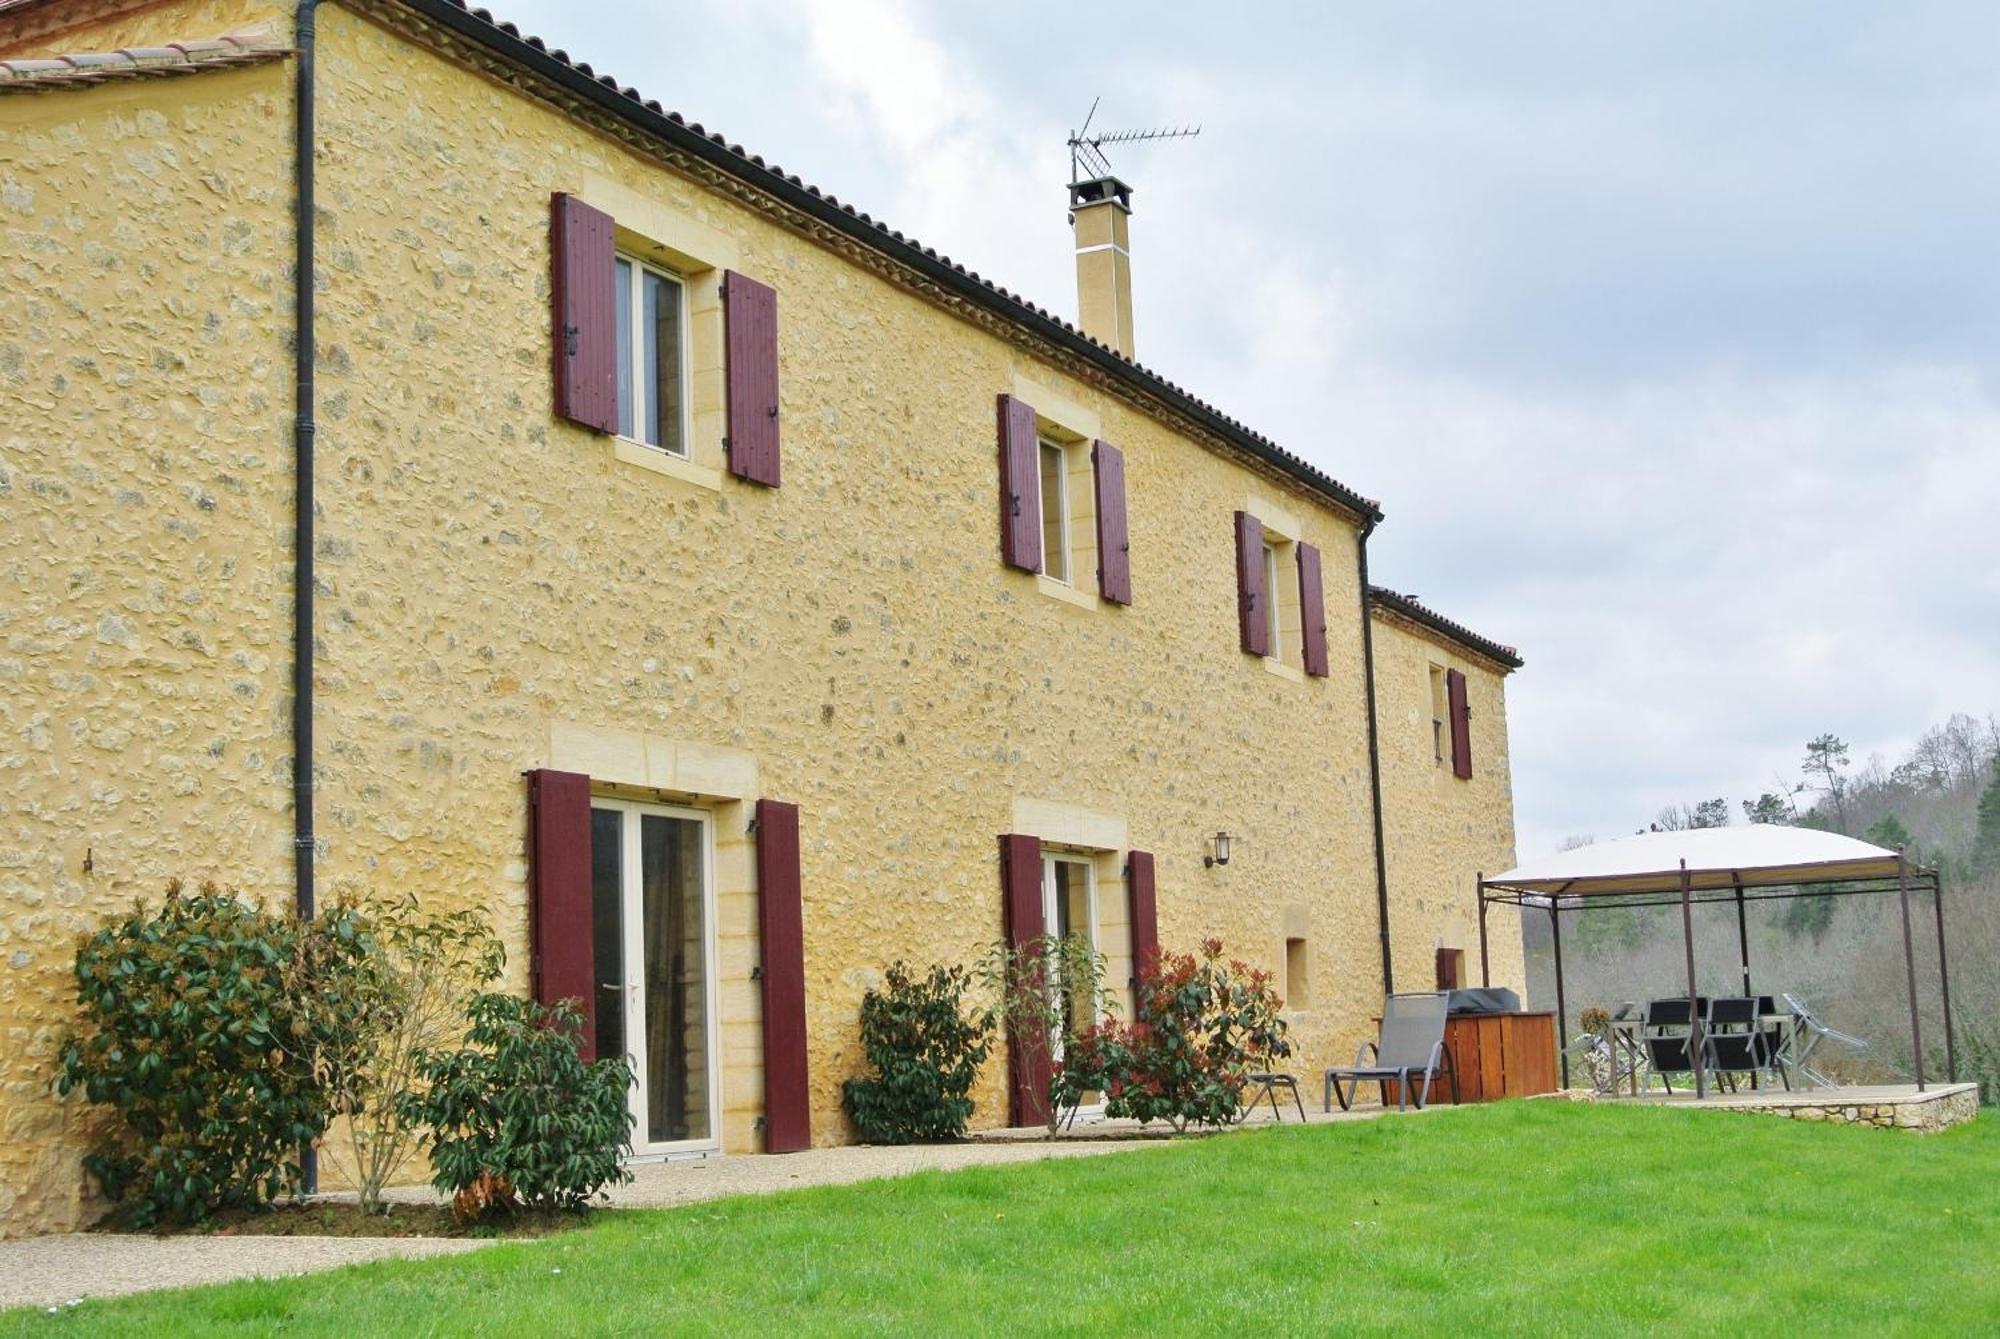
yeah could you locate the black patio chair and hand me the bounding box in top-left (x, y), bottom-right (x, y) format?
top-left (1703, 996), bottom-right (1789, 1092)
top-left (1324, 991), bottom-right (1459, 1112)
top-left (1642, 997), bottom-right (1698, 1093)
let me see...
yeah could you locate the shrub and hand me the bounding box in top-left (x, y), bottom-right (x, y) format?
top-left (407, 993), bottom-right (633, 1215)
top-left (1103, 938), bottom-right (1290, 1133)
top-left (1050, 1016), bottom-right (1134, 1123)
top-left (972, 934), bottom-right (1115, 1133)
top-left (287, 895), bottom-right (506, 1214)
top-left (55, 881), bottom-right (372, 1227)
top-left (842, 962), bottom-right (992, 1144)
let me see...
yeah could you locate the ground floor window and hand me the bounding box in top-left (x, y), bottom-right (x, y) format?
top-left (1043, 851), bottom-right (1101, 1039)
top-left (589, 796), bottom-right (718, 1152)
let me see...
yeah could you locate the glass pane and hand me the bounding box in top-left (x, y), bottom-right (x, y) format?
top-left (644, 270), bottom-right (685, 456)
top-left (1263, 542), bottom-right (1281, 655)
top-left (641, 813), bottom-right (708, 1144)
top-left (1051, 860), bottom-right (1093, 1035)
top-left (589, 808), bottom-right (626, 1067)
top-left (1039, 442), bottom-right (1068, 582)
top-left (615, 258), bottom-right (635, 439)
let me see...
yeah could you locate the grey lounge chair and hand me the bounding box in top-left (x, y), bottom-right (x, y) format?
top-left (1324, 991), bottom-right (1460, 1112)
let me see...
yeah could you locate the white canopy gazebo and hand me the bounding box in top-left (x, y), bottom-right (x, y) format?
top-left (1478, 826), bottom-right (1956, 1098)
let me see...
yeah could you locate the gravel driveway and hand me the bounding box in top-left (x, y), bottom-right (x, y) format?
top-left (0, 1233), bottom-right (494, 1313)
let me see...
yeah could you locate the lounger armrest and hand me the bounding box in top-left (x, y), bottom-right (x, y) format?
top-left (1352, 1040), bottom-right (1379, 1068)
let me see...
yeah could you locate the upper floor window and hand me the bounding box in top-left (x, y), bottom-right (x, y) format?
top-left (615, 254), bottom-right (688, 457)
top-left (1261, 538), bottom-right (1284, 661)
top-left (1039, 438), bottom-right (1073, 585)
top-left (1429, 664), bottom-right (1449, 765)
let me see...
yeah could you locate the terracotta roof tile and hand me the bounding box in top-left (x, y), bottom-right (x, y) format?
top-left (0, 24), bottom-right (287, 89)
top-left (1369, 587), bottom-right (1523, 670)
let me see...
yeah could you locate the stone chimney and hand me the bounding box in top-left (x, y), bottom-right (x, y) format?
top-left (1069, 175), bottom-right (1135, 358)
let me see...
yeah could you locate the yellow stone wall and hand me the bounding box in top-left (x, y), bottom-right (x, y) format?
top-left (1369, 611), bottom-right (1527, 998)
top-left (0, 38), bottom-right (298, 1234)
top-left (0, 0), bottom-right (1523, 1235)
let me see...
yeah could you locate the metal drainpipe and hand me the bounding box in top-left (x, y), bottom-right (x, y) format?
top-left (1356, 520), bottom-right (1394, 995)
top-left (293, 0), bottom-right (320, 1195)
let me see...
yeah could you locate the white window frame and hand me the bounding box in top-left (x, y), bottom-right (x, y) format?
top-left (591, 794), bottom-right (721, 1159)
top-left (1038, 437), bottom-right (1073, 585)
top-left (1041, 851), bottom-right (1101, 1033)
top-left (1262, 539), bottom-right (1283, 661)
top-left (1429, 664), bottom-right (1449, 766)
top-left (615, 253), bottom-right (694, 460)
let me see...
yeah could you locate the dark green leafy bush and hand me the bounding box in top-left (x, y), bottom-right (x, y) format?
top-left (56, 882), bottom-right (373, 1227)
top-left (407, 993), bottom-right (633, 1214)
top-left (842, 962), bottom-right (992, 1144)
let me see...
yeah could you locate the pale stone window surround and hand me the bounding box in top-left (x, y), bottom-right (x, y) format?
top-left (1428, 663), bottom-right (1450, 766)
top-left (546, 721), bottom-right (762, 1154)
top-left (1280, 904), bottom-right (1313, 1017)
top-left (578, 172), bottom-right (739, 494)
top-left (1010, 797), bottom-right (1133, 1015)
top-left (1012, 371), bottom-right (1104, 609)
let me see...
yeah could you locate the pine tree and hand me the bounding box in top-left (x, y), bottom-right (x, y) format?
top-left (1971, 756), bottom-right (2000, 877)
top-left (1864, 812), bottom-right (1912, 853)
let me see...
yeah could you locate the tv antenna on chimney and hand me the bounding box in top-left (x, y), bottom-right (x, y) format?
top-left (1067, 96), bottom-right (1200, 186)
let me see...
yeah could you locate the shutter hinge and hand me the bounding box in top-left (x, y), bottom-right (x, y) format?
top-left (1009, 492), bottom-right (1021, 517)
top-left (563, 324), bottom-right (579, 356)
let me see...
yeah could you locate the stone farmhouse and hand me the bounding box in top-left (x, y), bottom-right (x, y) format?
top-left (0, 0), bottom-right (1525, 1234)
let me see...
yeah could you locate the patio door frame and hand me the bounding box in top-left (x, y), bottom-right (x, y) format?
top-left (592, 794), bottom-right (722, 1159)
top-left (1042, 849), bottom-right (1104, 1116)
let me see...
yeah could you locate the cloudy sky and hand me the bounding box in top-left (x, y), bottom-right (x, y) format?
top-left (497, 0), bottom-right (2000, 857)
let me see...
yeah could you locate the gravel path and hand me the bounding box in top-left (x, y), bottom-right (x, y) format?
top-left (0, 1233), bottom-right (494, 1313)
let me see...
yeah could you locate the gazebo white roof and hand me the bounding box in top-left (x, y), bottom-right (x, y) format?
top-left (1487, 825), bottom-right (1905, 897)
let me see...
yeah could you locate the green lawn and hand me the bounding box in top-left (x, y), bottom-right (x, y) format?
top-left (8, 1101), bottom-right (1996, 1336)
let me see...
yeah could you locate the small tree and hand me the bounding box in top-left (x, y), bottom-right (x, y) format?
top-left (408, 994), bottom-right (633, 1218)
top-left (1971, 756), bottom-right (2000, 878)
top-left (56, 882), bottom-right (372, 1227)
top-left (286, 895), bottom-right (505, 1214)
top-left (1864, 812), bottom-right (1913, 854)
top-left (1742, 791), bottom-right (1795, 825)
top-left (841, 962), bottom-right (992, 1144)
top-left (1104, 939), bottom-right (1290, 1133)
top-left (972, 934), bottom-right (1113, 1135)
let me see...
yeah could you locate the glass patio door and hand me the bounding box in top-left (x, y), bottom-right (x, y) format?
top-left (589, 798), bottom-right (718, 1154)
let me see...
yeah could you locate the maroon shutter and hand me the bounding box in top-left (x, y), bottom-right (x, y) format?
top-left (1126, 850), bottom-right (1158, 987)
top-left (998, 833), bottom-right (1048, 1127)
top-left (1297, 541), bottom-right (1329, 677)
top-left (1234, 511), bottom-right (1268, 656)
top-left (527, 768), bottom-right (597, 1061)
top-left (1435, 946), bottom-right (1462, 991)
top-left (550, 194), bottom-right (617, 434)
top-left (1092, 440), bottom-right (1132, 605)
top-left (756, 798), bottom-right (811, 1152)
top-left (723, 271), bottom-right (782, 487)
top-left (997, 395), bottom-right (1042, 572)
top-left (1447, 667), bottom-right (1473, 779)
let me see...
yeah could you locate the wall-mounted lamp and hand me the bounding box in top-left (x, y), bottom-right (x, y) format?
top-left (1203, 831), bottom-right (1233, 869)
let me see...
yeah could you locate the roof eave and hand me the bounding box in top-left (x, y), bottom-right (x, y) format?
top-left (1368, 587), bottom-right (1523, 671)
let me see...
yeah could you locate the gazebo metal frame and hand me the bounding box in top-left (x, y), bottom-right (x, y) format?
top-left (1477, 853), bottom-right (1956, 1099)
